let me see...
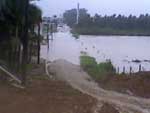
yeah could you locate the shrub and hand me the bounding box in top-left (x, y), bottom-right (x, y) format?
top-left (98, 61), bottom-right (116, 75)
top-left (80, 55), bottom-right (116, 80)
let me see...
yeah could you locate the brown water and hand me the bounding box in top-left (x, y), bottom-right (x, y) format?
top-left (41, 27), bottom-right (150, 73)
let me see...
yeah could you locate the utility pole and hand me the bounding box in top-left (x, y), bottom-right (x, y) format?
top-left (37, 22), bottom-right (41, 64)
top-left (76, 3), bottom-right (79, 24)
top-left (50, 23), bottom-right (54, 40)
top-left (47, 23), bottom-right (49, 49)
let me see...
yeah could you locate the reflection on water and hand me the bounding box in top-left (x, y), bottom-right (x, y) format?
top-left (41, 30), bottom-right (150, 73)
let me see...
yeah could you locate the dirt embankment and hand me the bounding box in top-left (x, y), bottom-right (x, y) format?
top-left (0, 62), bottom-right (97, 113)
top-left (0, 78), bottom-right (96, 113)
top-left (48, 59), bottom-right (150, 113)
top-left (97, 72), bottom-right (150, 98)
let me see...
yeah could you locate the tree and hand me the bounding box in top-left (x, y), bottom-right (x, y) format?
top-left (63, 9), bottom-right (77, 27)
top-left (65, 8), bottom-right (150, 35)
top-left (28, 4), bottom-right (42, 64)
top-left (0, 0), bottom-right (42, 84)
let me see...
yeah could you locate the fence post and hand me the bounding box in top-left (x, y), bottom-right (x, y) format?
top-left (117, 67), bottom-right (119, 74)
top-left (139, 64), bottom-right (141, 72)
top-left (123, 66), bottom-right (125, 74)
top-left (142, 66), bottom-right (145, 71)
top-left (130, 66), bottom-right (132, 75)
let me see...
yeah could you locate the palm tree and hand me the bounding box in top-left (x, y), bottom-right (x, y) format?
top-left (0, 0), bottom-right (42, 84)
top-left (28, 4), bottom-right (42, 64)
top-left (21, 0), bottom-right (43, 84)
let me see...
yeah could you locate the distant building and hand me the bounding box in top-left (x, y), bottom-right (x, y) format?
top-left (42, 16), bottom-right (58, 24)
top-left (42, 16), bottom-right (58, 34)
top-left (42, 17), bottom-right (51, 25)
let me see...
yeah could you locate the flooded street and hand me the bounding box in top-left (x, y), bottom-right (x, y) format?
top-left (41, 27), bottom-right (150, 73)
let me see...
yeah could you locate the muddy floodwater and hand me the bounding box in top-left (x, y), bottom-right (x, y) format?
top-left (41, 27), bottom-right (150, 73)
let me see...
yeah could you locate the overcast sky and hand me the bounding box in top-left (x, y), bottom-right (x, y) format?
top-left (34, 0), bottom-right (150, 17)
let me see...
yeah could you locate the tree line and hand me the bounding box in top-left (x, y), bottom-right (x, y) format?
top-left (0, 0), bottom-right (42, 84)
top-left (63, 8), bottom-right (150, 35)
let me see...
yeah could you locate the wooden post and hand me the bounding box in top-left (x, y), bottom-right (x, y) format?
top-left (21, 0), bottom-right (29, 85)
top-left (123, 66), bottom-right (125, 74)
top-left (129, 66), bottom-right (132, 75)
top-left (47, 24), bottom-right (49, 49)
top-left (50, 24), bottom-right (53, 40)
top-left (142, 66), bottom-right (145, 71)
top-left (139, 64), bottom-right (141, 72)
top-left (117, 67), bottom-right (119, 74)
top-left (37, 23), bottom-right (41, 64)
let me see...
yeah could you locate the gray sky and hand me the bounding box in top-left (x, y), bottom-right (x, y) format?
top-left (35, 0), bottom-right (150, 17)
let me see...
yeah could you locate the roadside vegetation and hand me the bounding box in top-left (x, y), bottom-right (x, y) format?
top-left (71, 30), bottom-right (80, 39)
top-left (64, 8), bottom-right (150, 36)
top-left (80, 55), bottom-right (150, 98)
top-left (80, 55), bottom-right (116, 79)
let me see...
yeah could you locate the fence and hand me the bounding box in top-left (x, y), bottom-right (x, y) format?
top-left (116, 64), bottom-right (146, 75)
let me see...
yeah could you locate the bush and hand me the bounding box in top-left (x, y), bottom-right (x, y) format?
top-left (80, 55), bottom-right (116, 80)
top-left (98, 61), bottom-right (116, 75)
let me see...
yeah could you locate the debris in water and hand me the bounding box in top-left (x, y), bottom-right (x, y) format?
top-left (132, 59), bottom-right (141, 63)
top-left (80, 51), bottom-right (87, 55)
top-left (143, 60), bottom-right (150, 63)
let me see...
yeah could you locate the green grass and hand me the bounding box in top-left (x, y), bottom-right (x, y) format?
top-left (80, 55), bottom-right (116, 80)
top-left (72, 33), bottom-right (79, 39)
top-left (29, 74), bottom-right (49, 81)
top-left (71, 29), bottom-right (80, 39)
